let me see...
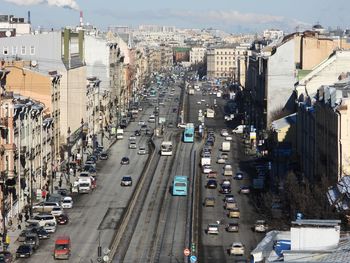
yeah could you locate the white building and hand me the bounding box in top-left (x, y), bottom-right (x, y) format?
top-left (190, 47), bottom-right (206, 64)
top-left (0, 14), bottom-right (31, 36)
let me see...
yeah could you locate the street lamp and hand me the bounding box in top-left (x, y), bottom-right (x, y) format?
top-left (80, 119), bottom-right (84, 165)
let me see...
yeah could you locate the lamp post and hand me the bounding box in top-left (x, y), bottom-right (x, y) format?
top-left (80, 119), bottom-right (84, 165)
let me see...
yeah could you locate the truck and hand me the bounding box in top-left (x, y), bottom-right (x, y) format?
top-left (116, 129), bottom-right (124, 140)
top-left (78, 178), bottom-right (92, 193)
top-left (221, 141), bottom-right (231, 152)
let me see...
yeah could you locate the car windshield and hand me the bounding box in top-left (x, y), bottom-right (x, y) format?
top-left (55, 244), bottom-right (69, 250)
top-left (123, 177), bottom-right (131, 181)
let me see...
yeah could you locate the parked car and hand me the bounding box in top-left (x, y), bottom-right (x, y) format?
top-left (16, 245), bottom-right (33, 258)
top-left (23, 233), bottom-right (39, 250)
top-left (28, 226), bottom-right (50, 240)
top-left (121, 176), bottom-right (132, 186)
top-left (202, 165), bottom-right (212, 174)
top-left (226, 222), bottom-right (239, 232)
top-left (229, 242), bottom-right (245, 256)
top-left (121, 157), bottom-right (130, 165)
top-left (27, 213), bottom-right (57, 230)
top-left (207, 223), bottom-right (219, 234)
top-left (32, 201), bottom-right (61, 213)
top-left (254, 220), bottom-right (269, 233)
top-left (51, 206), bottom-right (64, 217)
top-left (134, 130), bottom-right (141, 136)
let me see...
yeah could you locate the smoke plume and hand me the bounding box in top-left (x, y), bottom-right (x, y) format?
top-left (5, 0), bottom-right (79, 10)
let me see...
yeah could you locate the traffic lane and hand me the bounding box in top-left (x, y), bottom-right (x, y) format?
top-left (199, 133), bottom-right (261, 262)
top-left (157, 142), bottom-right (193, 263)
top-left (19, 124), bottom-right (150, 262)
top-left (123, 136), bottom-right (175, 263)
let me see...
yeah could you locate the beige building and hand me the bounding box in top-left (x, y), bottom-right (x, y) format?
top-left (190, 47), bottom-right (206, 64)
top-left (207, 46), bottom-right (236, 79)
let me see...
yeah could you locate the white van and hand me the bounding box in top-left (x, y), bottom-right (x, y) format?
top-left (232, 125), bottom-right (246, 134)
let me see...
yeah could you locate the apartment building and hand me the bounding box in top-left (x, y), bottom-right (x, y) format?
top-left (206, 46), bottom-right (236, 79)
top-left (190, 47), bottom-right (206, 64)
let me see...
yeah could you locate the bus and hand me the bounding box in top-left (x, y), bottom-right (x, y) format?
top-left (172, 176), bottom-right (188, 196)
top-left (183, 123), bottom-right (195, 143)
top-left (161, 141), bottom-right (173, 156)
top-left (150, 89), bottom-right (156, 97)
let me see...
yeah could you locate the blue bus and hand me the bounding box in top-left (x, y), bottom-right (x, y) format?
top-left (172, 176), bottom-right (188, 196)
top-left (183, 123), bottom-right (195, 143)
top-left (150, 89), bottom-right (156, 97)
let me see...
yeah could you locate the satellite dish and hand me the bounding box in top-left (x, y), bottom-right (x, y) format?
top-left (31, 60), bottom-right (38, 67)
top-left (5, 31), bottom-right (11, 37)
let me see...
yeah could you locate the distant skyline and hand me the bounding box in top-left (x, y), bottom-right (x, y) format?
top-left (1, 0), bottom-right (349, 33)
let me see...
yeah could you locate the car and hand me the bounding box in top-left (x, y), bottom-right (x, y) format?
top-left (221, 129), bottom-right (229, 137)
top-left (51, 206), bottom-right (64, 216)
top-left (129, 142), bottom-right (137, 149)
top-left (23, 233), bottom-right (40, 250)
top-left (138, 107), bottom-right (143, 111)
top-left (141, 124), bottom-right (148, 131)
top-left (206, 179), bottom-right (217, 189)
top-left (217, 157), bottom-right (226, 164)
top-left (222, 179), bottom-right (231, 187)
top-left (121, 176), bottom-right (132, 186)
top-left (204, 197), bottom-right (215, 207)
top-left (229, 208), bottom-right (240, 218)
top-left (32, 201), bottom-right (61, 213)
top-left (0, 251), bottom-right (13, 262)
top-left (234, 172), bottom-right (244, 180)
top-left (138, 147), bottom-right (148, 155)
top-left (56, 213), bottom-right (69, 225)
top-left (220, 185), bottom-right (231, 194)
top-left (121, 157), bottom-right (130, 165)
top-left (226, 222), bottom-right (239, 232)
top-left (28, 226), bottom-right (50, 240)
top-left (99, 152), bottom-right (108, 160)
top-left (254, 220), bottom-right (269, 233)
top-left (197, 101), bottom-right (201, 105)
top-left (85, 160), bottom-right (96, 168)
top-left (16, 245), bottom-right (33, 258)
top-left (138, 120), bottom-right (145, 125)
top-left (223, 164), bottom-right (233, 176)
top-left (225, 136), bottom-right (233, 141)
top-left (129, 135), bottom-right (136, 141)
top-left (177, 123), bottom-right (186, 129)
top-left (207, 223), bottom-right (219, 234)
top-left (134, 130), bottom-right (141, 136)
top-left (239, 186), bottom-right (250, 194)
top-left (61, 196), bottom-right (73, 209)
top-left (167, 122), bottom-right (174, 128)
top-left (230, 242), bottom-right (245, 256)
top-left (219, 153), bottom-right (229, 160)
top-left (202, 165), bottom-right (212, 174)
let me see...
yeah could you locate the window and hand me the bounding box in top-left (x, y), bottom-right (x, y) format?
top-left (12, 46), bottom-right (17, 55)
top-left (30, 46), bottom-right (35, 55)
top-left (3, 47), bottom-right (8, 55)
top-left (21, 46), bottom-right (26, 55)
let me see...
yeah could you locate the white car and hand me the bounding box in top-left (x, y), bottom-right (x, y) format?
top-left (225, 136), bottom-right (233, 141)
top-left (129, 135), bottom-right (136, 141)
top-left (51, 206), bottom-right (64, 217)
top-left (230, 242), bottom-right (245, 255)
top-left (61, 196), bottom-right (73, 209)
top-left (138, 120), bottom-right (145, 125)
top-left (207, 223), bottom-right (219, 235)
top-left (202, 165), bottom-right (212, 174)
top-left (197, 101), bottom-right (201, 105)
top-left (138, 147), bottom-right (148, 155)
top-left (220, 129), bottom-right (229, 137)
top-left (177, 123), bottom-right (186, 129)
top-left (217, 157), bottom-right (226, 164)
top-left (254, 220), bottom-right (268, 232)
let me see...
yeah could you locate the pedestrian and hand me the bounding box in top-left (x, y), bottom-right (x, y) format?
top-left (46, 192), bottom-right (50, 201)
top-left (17, 224), bottom-right (21, 230)
top-left (18, 213), bottom-right (23, 223)
top-left (59, 179), bottom-right (62, 188)
top-left (41, 189), bottom-right (47, 200)
top-left (24, 212), bottom-right (29, 222)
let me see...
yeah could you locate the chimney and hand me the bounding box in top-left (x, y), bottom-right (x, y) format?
top-left (28, 11), bottom-right (31, 24)
top-left (80, 11), bottom-right (83, 27)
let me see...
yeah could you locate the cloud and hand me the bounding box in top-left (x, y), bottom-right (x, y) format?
top-left (4, 0), bottom-right (79, 10)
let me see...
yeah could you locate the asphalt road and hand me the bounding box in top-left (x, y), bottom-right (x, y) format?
top-left (187, 82), bottom-right (263, 263)
top-left (17, 101), bottom-right (154, 262)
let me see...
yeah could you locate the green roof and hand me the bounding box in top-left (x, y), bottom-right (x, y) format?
top-left (297, 69), bottom-right (312, 81)
top-left (173, 47), bottom-right (191, 52)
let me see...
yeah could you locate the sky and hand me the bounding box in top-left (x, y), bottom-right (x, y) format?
top-left (1, 0), bottom-right (349, 33)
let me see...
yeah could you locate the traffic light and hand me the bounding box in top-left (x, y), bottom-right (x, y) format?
top-left (191, 243), bottom-right (196, 254)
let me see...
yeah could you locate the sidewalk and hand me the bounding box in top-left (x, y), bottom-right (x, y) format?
top-left (5, 134), bottom-right (116, 256)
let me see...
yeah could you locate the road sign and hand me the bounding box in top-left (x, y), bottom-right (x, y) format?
top-left (190, 255), bottom-right (197, 263)
top-left (184, 248), bottom-right (191, 256)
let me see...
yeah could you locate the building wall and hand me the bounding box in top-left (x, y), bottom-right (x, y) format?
top-left (267, 40), bottom-right (296, 124)
top-left (207, 47), bottom-right (235, 79)
top-left (190, 47), bottom-right (206, 64)
top-left (301, 36), bottom-right (334, 70)
top-left (339, 100), bottom-right (350, 176)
